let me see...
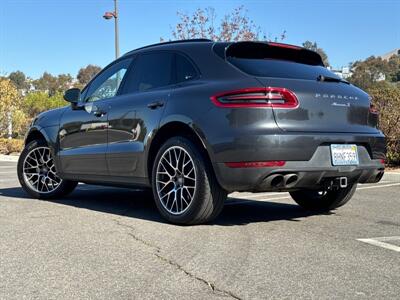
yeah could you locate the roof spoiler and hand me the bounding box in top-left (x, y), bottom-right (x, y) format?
top-left (223, 41), bottom-right (324, 66)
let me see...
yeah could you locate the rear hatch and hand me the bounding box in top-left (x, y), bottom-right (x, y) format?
top-left (225, 42), bottom-right (379, 133)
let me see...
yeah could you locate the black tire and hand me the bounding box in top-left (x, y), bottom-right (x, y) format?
top-left (152, 137), bottom-right (227, 225)
top-left (290, 183), bottom-right (357, 211)
top-left (17, 139), bottom-right (78, 199)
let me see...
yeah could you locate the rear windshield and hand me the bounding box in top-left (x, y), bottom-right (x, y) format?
top-left (228, 57), bottom-right (340, 80)
top-left (221, 41), bottom-right (340, 81)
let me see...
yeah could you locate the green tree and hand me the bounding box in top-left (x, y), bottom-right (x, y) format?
top-left (347, 55), bottom-right (400, 90)
top-left (348, 56), bottom-right (389, 90)
top-left (0, 78), bottom-right (28, 138)
top-left (302, 41), bottom-right (330, 67)
top-left (23, 91), bottom-right (66, 117)
top-left (8, 71), bottom-right (29, 91)
top-left (77, 64), bottom-right (102, 88)
top-left (385, 55), bottom-right (400, 82)
top-left (33, 72), bottom-right (73, 96)
top-left (164, 6), bottom-right (285, 42)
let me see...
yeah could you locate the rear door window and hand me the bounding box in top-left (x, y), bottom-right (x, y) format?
top-left (122, 52), bottom-right (174, 93)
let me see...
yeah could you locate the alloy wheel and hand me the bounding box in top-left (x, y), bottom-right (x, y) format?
top-left (156, 146), bottom-right (196, 215)
top-left (23, 147), bottom-right (62, 194)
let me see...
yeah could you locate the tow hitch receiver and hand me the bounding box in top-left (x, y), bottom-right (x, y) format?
top-left (339, 177), bottom-right (348, 188)
top-left (324, 177), bottom-right (348, 190)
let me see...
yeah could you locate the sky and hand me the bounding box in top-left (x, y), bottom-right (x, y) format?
top-left (1, 0), bottom-right (399, 79)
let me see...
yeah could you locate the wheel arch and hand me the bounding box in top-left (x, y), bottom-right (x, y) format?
top-left (25, 127), bottom-right (48, 145)
top-left (24, 126), bottom-right (64, 179)
top-left (146, 121), bottom-right (215, 181)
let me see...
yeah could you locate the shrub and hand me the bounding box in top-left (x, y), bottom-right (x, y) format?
top-left (0, 138), bottom-right (24, 155)
top-left (367, 82), bottom-right (400, 166)
top-left (23, 91), bottom-right (66, 117)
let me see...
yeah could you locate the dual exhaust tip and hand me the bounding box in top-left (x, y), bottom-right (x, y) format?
top-left (267, 173), bottom-right (299, 189)
top-left (265, 174), bottom-right (349, 189)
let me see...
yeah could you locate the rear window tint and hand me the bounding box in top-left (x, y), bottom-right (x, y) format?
top-left (175, 54), bottom-right (198, 82)
top-left (226, 42), bottom-right (324, 65)
top-left (228, 57), bottom-right (340, 80)
top-left (123, 52), bottom-right (173, 93)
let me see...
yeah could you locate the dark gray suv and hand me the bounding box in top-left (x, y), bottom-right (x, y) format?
top-left (18, 39), bottom-right (386, 224)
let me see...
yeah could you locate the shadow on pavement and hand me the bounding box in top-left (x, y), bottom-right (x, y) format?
top-left (0, 185), bottom-right (329, 226)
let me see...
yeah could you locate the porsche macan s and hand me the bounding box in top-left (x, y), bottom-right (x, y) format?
top-left (18, 39), bottom-right (386, 224)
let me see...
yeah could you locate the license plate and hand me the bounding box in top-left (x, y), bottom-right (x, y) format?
top-left (330, 144), bottom-right (359, 166)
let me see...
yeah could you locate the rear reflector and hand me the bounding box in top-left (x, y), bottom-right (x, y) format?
top-left (225, 161), bottom-right (286, 168)
top-left (380, 159), bottom-right (385, 165)
top-left (211, 87), bottom-right (298, 109)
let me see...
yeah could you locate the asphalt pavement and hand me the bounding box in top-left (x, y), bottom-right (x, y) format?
top-left (0, 160), bottom-right (399, 299)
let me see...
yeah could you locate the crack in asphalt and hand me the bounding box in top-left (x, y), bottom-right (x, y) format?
top-left (112, 219), bottom-right (242, 300)
top-left (376, 220), bottom-right (400, 227)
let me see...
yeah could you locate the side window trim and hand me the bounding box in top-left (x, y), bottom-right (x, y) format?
top-left (116, 54), bottom-right (136, 96)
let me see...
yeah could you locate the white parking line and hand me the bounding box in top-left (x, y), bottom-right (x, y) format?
top-left (227, 182), bottom-right (400, 204)
top-left (230, 192), bottom-right (283, 198)
top-left (231, 192), bottom-right (288, 200)
top-left (357, 237), bottom-right (400, 252)
top-left (0, 179), bottom-right (17, 183)
top-left (227, 195), bottom-right (292, 205)
top-left (357, 183), bottom-right (400, 190)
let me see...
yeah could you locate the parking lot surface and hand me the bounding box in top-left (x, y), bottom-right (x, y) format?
top-left (1, 160), bottom-right (399, 299)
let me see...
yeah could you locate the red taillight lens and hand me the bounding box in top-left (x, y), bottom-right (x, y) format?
top-left (225, 161), bottom-right (286, 168)
top-left (210, 87), bottom-right (299, 109)
top-left (268, 42), bottom-right (301, 50)
top-left (369, 103), bottom-right (379, 114)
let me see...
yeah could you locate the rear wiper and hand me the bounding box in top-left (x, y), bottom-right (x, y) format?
top-left (317, 75), bottom-right (350, 84)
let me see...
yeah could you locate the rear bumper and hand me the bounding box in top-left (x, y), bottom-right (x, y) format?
top-left (212, 143), bottom-right (385, 192)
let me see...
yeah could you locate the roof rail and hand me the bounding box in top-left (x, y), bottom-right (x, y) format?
top-left (123, 39), bottom-right (213, 56)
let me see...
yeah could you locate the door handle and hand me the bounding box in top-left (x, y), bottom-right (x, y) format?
top-left (147, 101), bottom-right (164, 110)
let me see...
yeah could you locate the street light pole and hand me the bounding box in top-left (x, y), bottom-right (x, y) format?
top-left (103, 0), bottom-right (120, 59)
top-left (114, 0), bottom-right (119, 59)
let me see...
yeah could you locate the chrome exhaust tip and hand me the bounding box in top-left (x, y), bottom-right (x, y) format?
top-left (283, 174), bottom-right (299, 188)
top-left (266, 174), bottom-right (284, 188)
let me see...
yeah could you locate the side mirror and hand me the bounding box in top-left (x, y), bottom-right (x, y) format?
top-left (64, 88), bottom-right (82, 110)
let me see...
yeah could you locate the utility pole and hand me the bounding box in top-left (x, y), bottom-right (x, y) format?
top-left (7, 111), bottom-right (12, 139)
top-left (103, 0), bottom-right (120, 59)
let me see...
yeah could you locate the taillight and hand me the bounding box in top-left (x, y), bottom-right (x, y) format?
top-left (369, 103), bottom-right (379, 114)
top-left (210, 87), bottom-right (299, 109)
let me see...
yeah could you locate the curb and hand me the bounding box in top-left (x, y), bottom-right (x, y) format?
top-left (0, 155), bottom-right (19, 162)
